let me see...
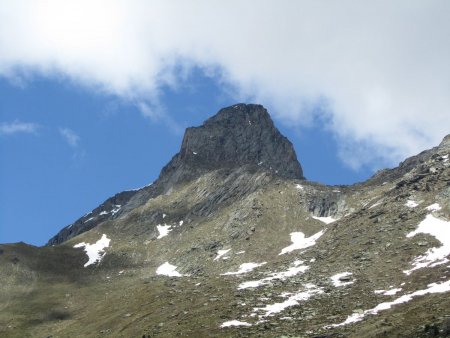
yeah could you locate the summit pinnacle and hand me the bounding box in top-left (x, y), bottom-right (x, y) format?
top-left (158, 103), bottom-right (304, 186)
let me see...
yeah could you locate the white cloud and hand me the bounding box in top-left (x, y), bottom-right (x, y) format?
top-left (1, 1), bottom-right (449, 168)
top-left (0, 120), bottom-right (39, 135)
top-left (58, 127), bottom-right (80, 148)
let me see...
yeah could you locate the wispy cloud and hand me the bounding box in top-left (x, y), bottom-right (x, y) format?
top-left (58, 127), bottom-right (80, 148)
top-left (137, 102), bottom-right (164, 122)
top-left (137, 102), bottom-right (184, 135)
top-left (0, 120), bottom-right (39, 135)
top-left (1, 1), bottom-right (449, 168)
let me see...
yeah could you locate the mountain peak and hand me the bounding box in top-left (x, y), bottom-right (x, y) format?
top-left (158, 103), bottom-right (304, 187)
top-left (48, 104), bottom-right (303, 245)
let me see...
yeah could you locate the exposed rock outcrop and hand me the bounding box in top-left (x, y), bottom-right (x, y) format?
top-left (158, 103), bottom-right (303, 188)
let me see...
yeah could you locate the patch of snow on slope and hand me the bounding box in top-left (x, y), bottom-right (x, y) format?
top-left (222, 262), bottom-right (266, 275)
top-left (111, 205), bottom-right (121, 215)
top-left (404, 214), bottom-right (450, 275)
top-left (84, 217), bottom-right (95, 223)
top-left (405, 200), bottom-right (418, 208)
top-left (74, 234), bottom-right (111, 267)
top-left (279, 230), bottom-right (324, 255)
top-left (374, 288), bottom-right (402, 296)
top-left (312, 216), bottom-right (336, 224)
top-left (220, 320), bottom-right (252, 328)
top-left (331, 272), bottom-right (354, 287)
top-left (238, 261), bottom-right (309, 289)
top-left (156, 262), bottom-right (183, 277)
top-left (214, 249), bottom-right (231, 261)
top-left (295, 184), bottom-right (304, 190)
top-left (157, 224), bottom-right (172, 239)
top-left (329, 280), bottom-right (450, 327)
top-left (252, 284), bottom-right (323, 317)
top-left (425, 203), bottom-right (442, 212)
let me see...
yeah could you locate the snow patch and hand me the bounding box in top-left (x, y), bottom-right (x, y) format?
top-left (331, 272), bottom-right (354, 287)
top-left (374, 288), bottom-right (402, 296)
top-left (404, 214), bottom-right (450, 274)
top-left (312, 216), bottom-right (336, 224)
top-left (156, 224), bottom-right (172, 239)
top-left (179, 220), bottom-right (184, 226)
top-left (214, 249), bottom-right (231, 261)
top-left (238, 261), bottom-right (309, 289)
top-left (425, 203), bottom-right (442, 212)
top-left (329, 280), bottom-right (450, 327)
top-left (295, 184), bottom-right (304, 190)
top-left (279, 230), bottom-right (324, 255)
top-left (74, 234), bottom-right (111, 267)
top-left (156, 262), bottom-right (183, 277)
top-left (111, 205), bottom-right (121, 215)
top-left (220, 320), bottom-right (252, 328)
top-left (222, 262), bottom-right (266, 275)
top-left (252, 284), bottom-right (323, 317)
top-left (84, 217), bottom-right (95, 223)
top-left (405, 200), bottom-right (418, 208)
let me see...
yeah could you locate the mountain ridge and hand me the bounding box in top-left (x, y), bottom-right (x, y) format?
top-left (48, 103), bottom-right (303, 245)
top-left (3, 103), bottom-right (449, 338)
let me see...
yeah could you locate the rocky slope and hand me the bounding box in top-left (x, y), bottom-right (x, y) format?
top-left (1, 104), bottom-right (449, 338)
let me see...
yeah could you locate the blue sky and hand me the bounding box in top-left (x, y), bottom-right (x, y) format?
top-left (1, 1), bottom-right (449, 245)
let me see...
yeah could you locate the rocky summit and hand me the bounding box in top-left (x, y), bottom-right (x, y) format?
top-left (1, 104), bottom-right (450, 338)
top-left (48, 103), bottom-right (303, 246)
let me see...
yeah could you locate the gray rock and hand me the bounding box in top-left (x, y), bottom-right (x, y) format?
top-left (157, 103), bottom-right (303, 190)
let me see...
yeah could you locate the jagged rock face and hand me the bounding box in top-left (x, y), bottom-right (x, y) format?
top-left (158, 104), bottom-right (303, 187)
top-left (47, 104), bottom-right (303, 245)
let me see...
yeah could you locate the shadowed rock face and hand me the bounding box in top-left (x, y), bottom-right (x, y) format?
top-left (158, 103), bottom-right (303, 186)
top-left (47, 103), bottom-right (303, 245)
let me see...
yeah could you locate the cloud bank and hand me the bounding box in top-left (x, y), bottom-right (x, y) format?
top-left (1, 0), bottom-right (449, 168)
